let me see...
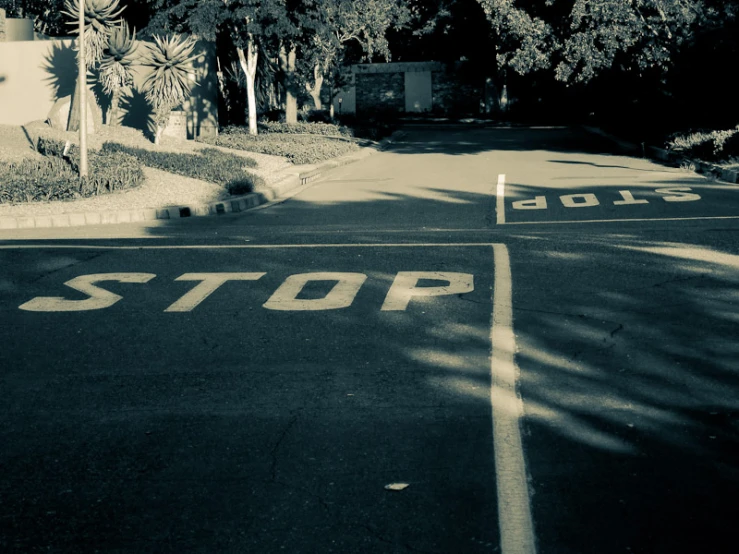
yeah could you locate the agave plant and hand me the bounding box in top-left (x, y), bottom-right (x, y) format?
top-left (99, 21), bottom-right (139, 126)
top-left (141, 34), bottom-right (198, 144)
top-left (63, 0), bottom-right (126, 68)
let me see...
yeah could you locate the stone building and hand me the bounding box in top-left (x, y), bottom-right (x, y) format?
top-left (332, 61), bottom-right (485, 118)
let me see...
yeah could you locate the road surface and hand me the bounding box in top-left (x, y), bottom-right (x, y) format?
top-left (1, 125), bottom-right (738, 553)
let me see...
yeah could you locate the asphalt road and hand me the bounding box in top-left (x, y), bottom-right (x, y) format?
top-left (1, 125), bottom-right (738, 553)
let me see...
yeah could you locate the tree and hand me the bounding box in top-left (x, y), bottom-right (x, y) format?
top-left (141, 33), bottom-right (197, 144)
top-left (303, 0), bottom-right (411, 113)
top-left (62, 0), bottom-right (126, 132)
top-left (98, 20), bottom-right (139, 125)
top-left (476, 0), bottom-right (738, 84)
top-left (146, 0), bottom-right (293, 135)
top-left (0, 0), bottom-right (68, 36)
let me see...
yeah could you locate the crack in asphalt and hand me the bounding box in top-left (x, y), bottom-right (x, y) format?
top-left (269, 412), bottom-right (302, 482)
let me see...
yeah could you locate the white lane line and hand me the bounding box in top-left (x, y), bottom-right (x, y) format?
top-left (496, 174), bottom-right (507, 225)
top-left (0, 242), bottom-right (498, 250)
top-left (491, 244), bottom-right (537, 554)
top-left (502, 215), bottom-right (739, 225)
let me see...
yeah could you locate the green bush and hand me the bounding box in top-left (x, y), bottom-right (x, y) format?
top-left (719, 131), bottom-right (739, 162)
top-left (35, 137), bottom-right (146, 194)
top-left (0, 158), bottom-right (80, 203)
top-left (255, 121), bottom-right (354, 138)
top-left (667, 126), bottom-right (739, 162)
top-left (36, 135), bottom-right (79, 158)
top-left (101, 142), bottom-right (264, 193)
top-left (83, 151), bottom-right (146, 194)
top-left (0, 150), bottom-right (146, 204)
top-left (201, 132), bottom-right (360, 165)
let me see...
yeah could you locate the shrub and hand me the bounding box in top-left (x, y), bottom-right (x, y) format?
top-left (720, 131), bottom-right (739, 161)
top-left (667, 126), bottom-right (739, 162)
top-left (0, 158), bottom-right (80, 203)
top-left (0, 153), bottom-right (146, 204)
top-left (36, 135), bottom-right (76, 158)
top-left (83, 151), bottom-right (146, 194)
top-left (0, 151), bottom-right (144, 203)
top-left (101, 142), bottom-right (264, 193)
top-left (35, 137), bottom-right (146, 193)
top-left (200, 132), bottom-right (360, 165)
top-left (254, 121), bottom-right (354, 138)
top-left (300, 109), bottom-right (335, 124)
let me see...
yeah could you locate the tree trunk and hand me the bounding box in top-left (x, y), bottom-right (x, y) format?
top-left (306, 62), bottom-right (324, 110)
top-left (109, 86), bottom-right (121, 126)
top-left (237, 37), bottom-right (259, 136)
top-left (280, 42), bottom-right (298, 124)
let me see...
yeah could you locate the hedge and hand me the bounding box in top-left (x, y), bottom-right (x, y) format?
top-left (256, 121), bottom-right (354, 138)
top-left (0, 150), bottom-right (145, 204)
top-left (200, 132), bottom-right (360, 165)
top-left (101, 142), bottom-right (265, 192)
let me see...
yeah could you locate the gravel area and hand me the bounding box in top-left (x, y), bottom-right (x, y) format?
top-left (0, 123), bottom-right (293, 218)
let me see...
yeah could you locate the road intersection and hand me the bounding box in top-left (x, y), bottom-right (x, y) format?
top-left (1, 125), bottom-right (737, 553)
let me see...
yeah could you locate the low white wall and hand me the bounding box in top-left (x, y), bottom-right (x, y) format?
top-left (0, 38), bottom-right (219, 138)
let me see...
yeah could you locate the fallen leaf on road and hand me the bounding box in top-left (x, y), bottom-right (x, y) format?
top-left (384, 483), bottom-right (410, 491)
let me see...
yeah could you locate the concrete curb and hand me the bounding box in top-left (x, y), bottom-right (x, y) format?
top-left (581, 125), bottom-right (739, 185)
top-left (0, 131), bottom-right (403, 230)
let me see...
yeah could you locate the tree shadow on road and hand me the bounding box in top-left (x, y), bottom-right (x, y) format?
top-left (387, 124), bottom-right (632, 157)
top-left (2, 127), bottom-right (739, 552)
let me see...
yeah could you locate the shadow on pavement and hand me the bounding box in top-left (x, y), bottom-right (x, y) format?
top-left (1, 125), bottom-right (738, 552)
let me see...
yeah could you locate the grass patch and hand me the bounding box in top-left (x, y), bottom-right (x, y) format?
top-left (101, 142), bottom-right (264, 193)
top-left (200, 127), bottom-right (360, 165)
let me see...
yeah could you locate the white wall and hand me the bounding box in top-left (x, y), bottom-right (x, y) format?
top-left (5, 18), bottom-right (34, 41)
top-left (0, 40), bottom-right (74, 125)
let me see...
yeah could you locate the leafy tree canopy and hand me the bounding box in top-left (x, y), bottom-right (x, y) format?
top-left (0, 0), bottom-right (68, 36)
top-left (476, 0), bottom-right (739, 82)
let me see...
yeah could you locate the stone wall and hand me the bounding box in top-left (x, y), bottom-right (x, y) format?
top-left (334, 61), bottom-right (485, 118)
top-left (432, 68), bottom-right (483, 116)
top-left (355, 72), bottom-right (404, 116)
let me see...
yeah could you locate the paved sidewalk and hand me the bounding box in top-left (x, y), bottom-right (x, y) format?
top-left (0, 132), bottom-right (403, 230)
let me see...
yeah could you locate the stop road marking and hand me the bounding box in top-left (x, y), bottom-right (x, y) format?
top-left (19, 271), bottom-right (476, 313)
top-left (511, 187), bottom-right (702, 210)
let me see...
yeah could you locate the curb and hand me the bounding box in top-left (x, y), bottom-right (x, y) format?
top-left (0, 131), bottom-right (404, 230)
top-left (581, 125), bottom-right (739, 185)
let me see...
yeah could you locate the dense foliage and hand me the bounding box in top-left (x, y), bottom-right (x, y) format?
top-left (0, 148), bottom-right (145, 203)
top-left (200, 127), bottom-right (360, 165)
top-left (258, 121), bottom-right (354, 137)
top-left (101, 142), bottom-right (265, 191)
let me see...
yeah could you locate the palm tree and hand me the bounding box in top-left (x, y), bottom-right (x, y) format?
top-left (62, 0), bottom-right (125, 132)
top-left (99, 21), bottom-right (138, 126)
top-left (141, 34), bottom-right (198, 145)
top-left (63, 0), bottom-right (125, 66)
